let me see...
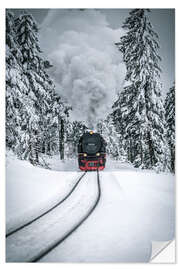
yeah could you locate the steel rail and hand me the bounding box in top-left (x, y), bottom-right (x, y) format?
top-left (6, 172), bottom-right (87, 237)
top-left (31, 170), bottom-right (101, 262)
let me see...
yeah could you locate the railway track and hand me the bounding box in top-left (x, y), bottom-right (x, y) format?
top-left (6, 170), bottom-right (101, 262)
top-left (6, 172), bottom-right (86, 237)
top-left (33, 170), bottom-right (101, 262)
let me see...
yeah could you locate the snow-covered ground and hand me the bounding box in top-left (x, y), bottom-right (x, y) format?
top-left (40, 170), bottom-right (174, 262)
top-left (6, 171), bottom-right (99, 262)
top-left (6, 151), bottom-right (175, 262)
top-left (6, 151), bottom-right (81, 235)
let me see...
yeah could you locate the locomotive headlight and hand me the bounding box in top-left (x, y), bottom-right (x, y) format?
top-left (96, 152), bottom-right (100, 156)
top-left (83, 153), bottom-right (87, 157)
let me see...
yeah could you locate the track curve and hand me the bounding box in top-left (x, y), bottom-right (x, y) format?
top-left (32, 170), bottom-right (101, 262)
top-left (6, 172), bottom-right (87, 237)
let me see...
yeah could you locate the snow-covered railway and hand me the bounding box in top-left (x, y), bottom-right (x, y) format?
top-left (33, 170), bottom-right (101, 262)
top-left (6, 171), bottom-right (101, 262)
top-left (6, 172), bottom-right (87, 237)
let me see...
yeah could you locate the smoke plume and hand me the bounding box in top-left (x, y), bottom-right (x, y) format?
top-left (40, 9), bottom-right (126, 129)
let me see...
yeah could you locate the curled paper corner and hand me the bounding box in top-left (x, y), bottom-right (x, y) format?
top-left (150, 240), bottom-right (175, 263)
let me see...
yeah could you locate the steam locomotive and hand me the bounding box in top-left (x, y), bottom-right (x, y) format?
top-left (78, 131), bottom-right (106, 171)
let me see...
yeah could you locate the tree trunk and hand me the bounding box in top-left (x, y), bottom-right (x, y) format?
top-left (58, 116), bottom-right (65, 160)
top-left (42, 140), bottom-right (45, 154)
top-left (35, 143), bottom-right (39, 163)
top-left (129, 137), bottom-right (133, 163)
top-left (29, 138), bottom-right (38, 165)
top-left (140, 131), bottom-right (143, 166)
top-left (171, 147), bottom-right (175, 172)
top-left (48, 142), bottom-right (51, 155)
top-left (148, 132), bottom-right (153, 167)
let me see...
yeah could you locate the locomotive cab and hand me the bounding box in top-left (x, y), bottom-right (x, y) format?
top-left (78, 131), bottom-right (106, 171)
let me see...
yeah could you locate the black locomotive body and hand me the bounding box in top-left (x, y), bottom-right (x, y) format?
top-left (78, 131), bottom-right (106, 171)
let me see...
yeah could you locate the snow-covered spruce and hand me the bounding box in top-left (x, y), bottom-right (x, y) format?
top-left (113, 9), bottom-right (169, 171)
top-left (165, 83), bottom-right (175, 172)
top-left (6, 11), bottom-right (31, 159)
top-left (65, 121), bottom-right (88, 158)
top-left (97, 115), bottom-right (127, 161)
top-left (6, 11), bottom-right (71, 164)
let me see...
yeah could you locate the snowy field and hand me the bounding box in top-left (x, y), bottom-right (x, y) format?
top-left (6, 151), bottom-right (175, 262)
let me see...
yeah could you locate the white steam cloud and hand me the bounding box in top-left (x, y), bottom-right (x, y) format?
top-left (40, 9), bottom-right (126, 129)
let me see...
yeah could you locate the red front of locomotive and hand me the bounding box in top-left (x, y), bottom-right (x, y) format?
top-left (78, 153), bottom-right (106, 171)
top-left (78, 131), bottom-right (106, 171)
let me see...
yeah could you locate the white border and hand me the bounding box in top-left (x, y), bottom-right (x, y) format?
top-left (0, 0), bottom-right (178, 8)
top-left (0, 0), bottom-right (178, 269)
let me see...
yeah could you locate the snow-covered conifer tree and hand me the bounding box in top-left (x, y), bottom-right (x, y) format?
top-left (14, 13), bottom-right (68, 163)
top-left (13, 13), bottom-right (47, 163)
top-left (6, 11), bottom-right (30, 157)
top-left (66, 121), bottom-right (87, 158)
top-left (6, 11), bottom-right (70, 165)
top-left (114, 9), bottom-right (168, 170)
top-left (165, 83), bottom-right (175, 172)
top-left (97, 115), bottom-right (127, 161)
top-left (6, 10), bottom-right (19, 149)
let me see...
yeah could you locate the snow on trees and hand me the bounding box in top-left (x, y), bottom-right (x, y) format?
top-left (97, 115), bottom-right (127, 161)
top-left (6, 11), bottom-right (71, 164)
top-left (65, 121), bottom-right (88, 158)
top-left (113, 9), bottom-right (169, 171)
top-left (165, 83), bottom-right (175, 172)
top-left (6, 9), bottom-right (174, 172)
top-left (6, 11), bottom-right (30, 158)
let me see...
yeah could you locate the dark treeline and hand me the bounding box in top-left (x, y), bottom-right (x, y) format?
top-left (6, 9), bottom-right (175, 172)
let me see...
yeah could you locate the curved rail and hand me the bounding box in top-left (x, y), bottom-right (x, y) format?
top-left (6, 172), bottom-right (87, 237)
top-left (31, 170), bottom-right (101, 262)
